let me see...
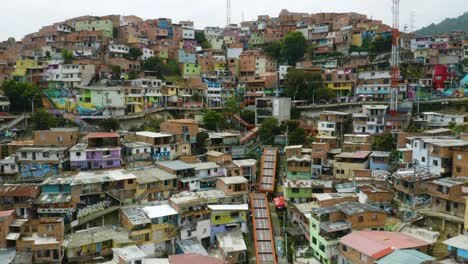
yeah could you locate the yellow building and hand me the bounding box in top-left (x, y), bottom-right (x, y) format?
top-left (125, 95), bottom-right (145, 113)
top-left (351, 32), bottom-right (363, 47)
top-left (12, 59), bottom-right (42, 77)
top-left (333, 151), bottom-right (371, 179)
top-left (324, 81), bottom-right (354, 94)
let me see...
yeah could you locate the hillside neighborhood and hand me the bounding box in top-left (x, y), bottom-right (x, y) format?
top-left (0, 6), bottom-right (467, 264)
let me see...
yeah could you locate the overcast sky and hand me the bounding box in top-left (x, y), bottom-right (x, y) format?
top-left (1, 0), bottom-right (466, 41)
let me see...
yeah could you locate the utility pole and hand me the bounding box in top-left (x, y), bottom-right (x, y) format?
top-left (226, 0), bottom-right (231, 26)
top-left (275, 71), bottom-right (279, 98)
top-left (412, 159), bottom-right (418, 208)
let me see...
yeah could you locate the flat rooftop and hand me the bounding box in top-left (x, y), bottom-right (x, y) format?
top-left (156, 160), bottom-right (196, 171)
top-left (136, 131), bottom-right (174, 138)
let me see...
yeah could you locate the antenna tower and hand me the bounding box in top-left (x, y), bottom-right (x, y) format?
top-left (226, 0), bottom-right (231, 26)
top-left (390, 0), bottom-right (400, 116)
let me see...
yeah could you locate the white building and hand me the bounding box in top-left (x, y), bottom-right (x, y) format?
top-left (108, 44), bottom-right (130, 57)
top-left (353, 105), bottom-right (388, 135)
top-left (48, 64), bottom-right (95, 88)
top-left (408, 136), bottom-right (468, 177)
top-left (205, 82), bottom-right (223, 107)
top-left (355, 84), bottom-right (407, 99)
top-left (194, 162), bottom-right (225, 178)
top-left (255, 97), bottom-right (292, 125)
top-left (0, 156), bottom-right (18, 176)
top-left (56, 24), bottom-right (72, 33)
top-left (135, 131), bottom-right (175, 160)
top-left (141, 48), bottom-right (154, 61)
top-left (358, 71), bottom-right (391, 81)
top-left (17, 147), bottom-right (68, 163)
top-left (410, 37), bottom-right (433, 51)
top-left (318, 121), bottom-right (336, 136)
top-left (182, 28), bottom-right (195, 40)
top-left (76, 86), bottom-right (126, 116)
top-left (414, 112), bottom-right (466, 129)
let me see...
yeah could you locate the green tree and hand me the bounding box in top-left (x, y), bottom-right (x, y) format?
top-left (161, 60), bottom-right (180, 76)
top-left (140, 117), bottom-right (164, 132)
top-left (291, 107), bottom-right (301, 120)
top-left (203, 110), bottom-right (225, 131)
top-left (125, 47), bottom-right (143, 60)
top-left (192, 93), bottom-right (203, 102)
top-left (259, 117), bottom-right (280, 142)
top-left (400, 63), bottom-right (426, 79)
top-left (281, 32), bottom-right (307, 66)
top-left (306, 43), bottom-right (318, 59)
top-left (195, 32), bottom-right (211, 49)
top-left (370, 36), bottom-right (392, 53)
top-left (111, 66), bottom-right (122, 79)
top-left (373, 132), bottom-right (394, 151)
top-left (196, 132), bottom-right (209, 154)
top-left (262, 42), bottom-right (282, 63)
top-left (462, 58), bottom-right (468, 67)
top-left (61, 48), bottom-right (74, 64)
top-left (223, 96), bottom-right (240, 115)
top-left (100, 118), bottom-right (120, 132)
top-left (240, 110), bottom-right (255, 125)
top-left (143, 57), bottom-right (180, 78)
top-left (281, 120), bottom-right (300, 133)
top-left (31, 109), bottom-right (58, 130)
top-left (288, 127), bottom-right (308, 147)
top-left (315, 87), bottom-right (336, 102)
top-left (284, 69), bottom-right (323, 101)
top-left (127, 70), bottom-right (138, 80)
top-left (1, 80), bottom-right (42, 112)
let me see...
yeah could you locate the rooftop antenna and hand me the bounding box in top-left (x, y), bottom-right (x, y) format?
top-left (226, 0), bottom-right (232, 26)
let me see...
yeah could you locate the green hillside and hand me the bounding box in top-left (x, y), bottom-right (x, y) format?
top-left (414, 11), bottom-right (468, 36)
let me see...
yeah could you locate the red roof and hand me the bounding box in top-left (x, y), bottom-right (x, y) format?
top-left (340, 231), bottom-right (430, 259)
top-left (0, 210), bottom-right (14, 218)
top-left (86, 132), bottom-right (120, 139)
top-left (169, 254), bottom-right (225, 264)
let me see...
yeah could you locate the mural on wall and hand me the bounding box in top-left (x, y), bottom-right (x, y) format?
top-left (46, 87), bottom-right (104, 116)
top-left (20, 163), bottom-right (59, 178)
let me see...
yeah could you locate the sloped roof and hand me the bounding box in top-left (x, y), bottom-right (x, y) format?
top-left (341, 231), bottom-right (431, 259)
top-left (376, 249), bottom-right (434, 264)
